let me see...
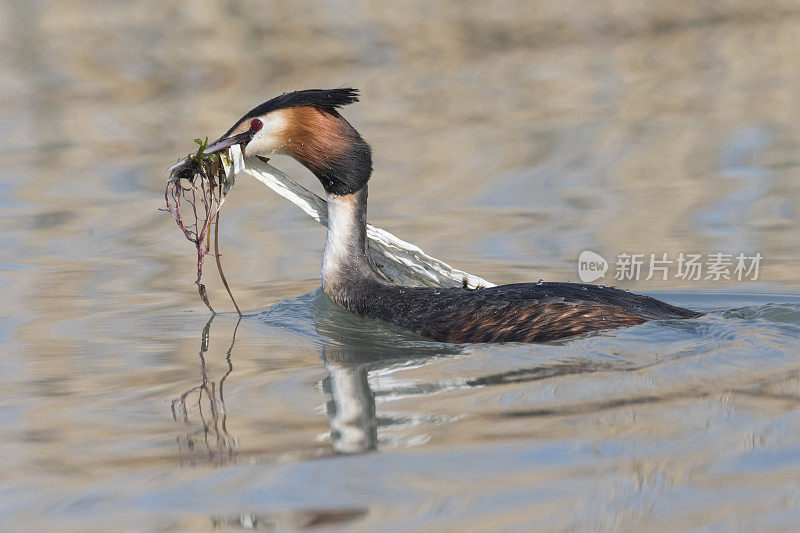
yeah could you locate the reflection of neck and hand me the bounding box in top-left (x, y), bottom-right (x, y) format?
top-left (322, 186), bottom-right (385, 305)
top-left (326, 360), bottom-right (376, 454)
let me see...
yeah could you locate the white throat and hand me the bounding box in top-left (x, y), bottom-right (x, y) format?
top-left (321, 188), bottom-right (376, 292)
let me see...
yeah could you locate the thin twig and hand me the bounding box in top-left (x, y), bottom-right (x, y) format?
top-left (214, 183), bottom-right (242, 317)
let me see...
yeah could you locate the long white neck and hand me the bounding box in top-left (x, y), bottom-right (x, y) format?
top-left (322, 186), bottom-right (384, 302)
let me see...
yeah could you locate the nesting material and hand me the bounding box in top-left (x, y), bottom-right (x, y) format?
top-left (224, 144), bottom-right (494, 290)
top-left (164, 139), bottom-right (241, 315)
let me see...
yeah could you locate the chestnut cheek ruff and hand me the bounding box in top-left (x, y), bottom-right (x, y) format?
top-left (283, 106), bottom-right (373, 196)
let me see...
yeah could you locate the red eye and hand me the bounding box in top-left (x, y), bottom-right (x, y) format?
top-left (250, 118), bottom-right (263, 131)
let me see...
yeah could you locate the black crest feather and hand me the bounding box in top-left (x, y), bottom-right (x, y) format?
top-left (242, 88), bottom-right (358, 119)
top-left (224, 88), bottom-right (360, 138)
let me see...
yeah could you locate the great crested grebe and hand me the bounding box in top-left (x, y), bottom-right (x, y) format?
top-left (199, 88), bottom-right (700, 343)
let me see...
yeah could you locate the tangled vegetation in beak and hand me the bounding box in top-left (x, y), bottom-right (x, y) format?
top-left (164, 137), bottom-right (242, 317)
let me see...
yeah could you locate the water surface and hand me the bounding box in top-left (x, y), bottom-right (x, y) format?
top-left (1, 1), bottom-right (800, 530)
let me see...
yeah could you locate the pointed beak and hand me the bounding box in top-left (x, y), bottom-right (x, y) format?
top-left (204, 130), bottom-right (254, 154)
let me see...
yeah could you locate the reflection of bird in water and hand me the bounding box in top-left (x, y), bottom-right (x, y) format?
top-left (192, 88), bottom-right (700, 343)
top-left (313, 301), bottom-right (633, 454)
top-left (171, 301), bottom-right (458, 458)
top-left (315, 298), bottom-right (462, 454)
top-left (174, 294), bottom-right (683, 459)
top-left (324, 357), bottom-right (376, 454)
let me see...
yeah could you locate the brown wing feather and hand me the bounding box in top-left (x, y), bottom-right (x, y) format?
top-left (419, 302), bottom-right (646, 343)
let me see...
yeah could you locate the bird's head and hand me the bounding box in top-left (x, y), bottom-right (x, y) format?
top-left (203, 88), bottom-right (372, 196)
